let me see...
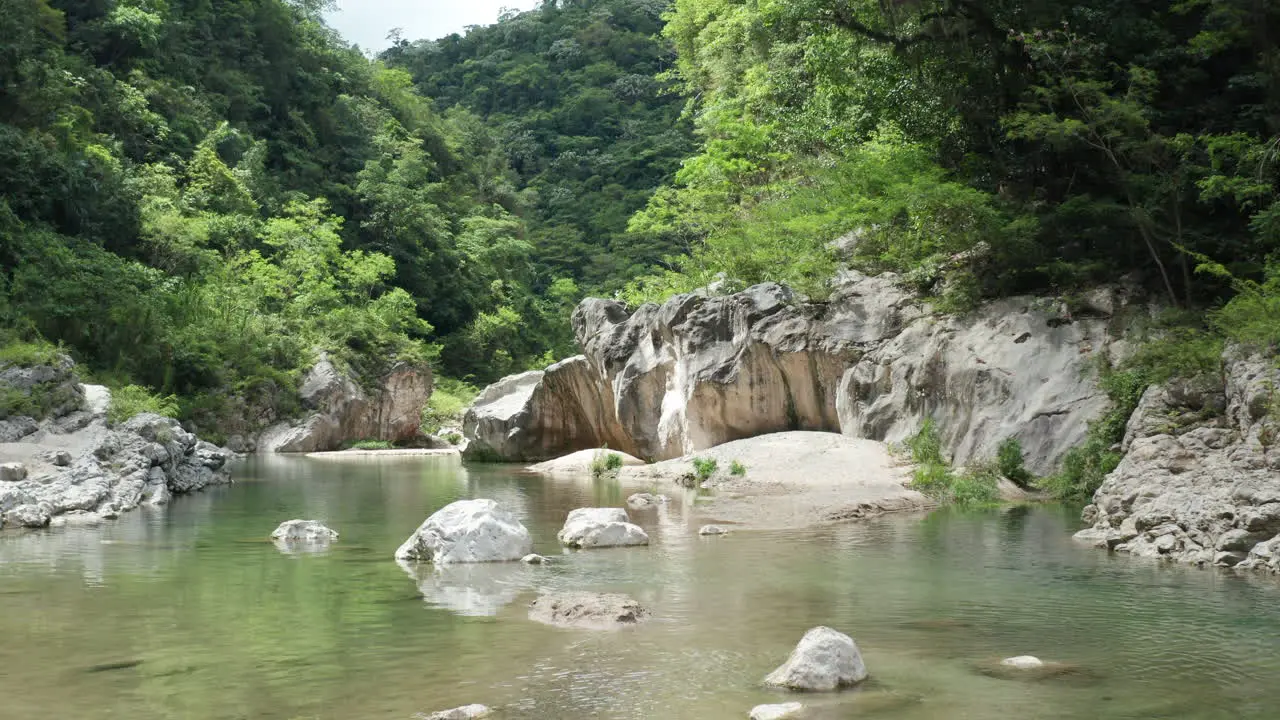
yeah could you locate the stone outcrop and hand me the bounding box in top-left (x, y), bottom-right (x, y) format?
top-left (465, 273), bottom-right (1131, 469)
top-left (1076, 349), bottom-right (1280, 569)
top-left (395, 499), bottom-right (533, 563)
top-left (764, 626), bottom-right (868, 691)
top-left (259, 353), bottom-right (432, 453)
top-left (0, 413), bottom-right (231, 530)
top-left (463, 356), bottom-right (631, 461)
top-left (557, 507), bottom-right (649, 548)
top-left (528, 591), bottom-right (649, 630)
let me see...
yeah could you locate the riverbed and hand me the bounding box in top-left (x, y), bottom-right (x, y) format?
top-left (2, 454), bottom-right (1279, 719)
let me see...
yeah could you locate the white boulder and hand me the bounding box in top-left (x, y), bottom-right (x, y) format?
top-left (750, 703), bottom-right (804, 720)
top-left (396, 499), bottom-right (533, 563)
top-left (557, 507), bottom-right (649, 548)
top-left (0, 463), bottom-right (28, 483)
top-left (270, 519), bottom-right (338, 544)
top-left (1000, 655), bottom-right (1045, 670)
top-left (420, 704), bottom-right (492, 720)
top-left (699, 524), bottom-right (728, 536)
top-left (764, 626), bottom-right (868, 691)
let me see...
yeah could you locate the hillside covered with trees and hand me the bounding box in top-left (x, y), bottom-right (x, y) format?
top-left (3, 0), bottom-right (1279, 461)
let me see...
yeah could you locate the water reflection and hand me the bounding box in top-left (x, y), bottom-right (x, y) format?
top-left (2, 454), bottom-right (1280, 720)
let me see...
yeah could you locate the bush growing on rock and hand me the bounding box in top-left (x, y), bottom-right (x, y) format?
top-left (590, 450), bottom-right (625, 480)
top-left (906, 420), bottom-right (999, 506)
top-left (692, 457), bottom-right (718, 481)
top-left (108, 385), bottom-right (180, 425)
top-left (997, 438), bottom-right (1032, 487)
top-left (729, 460), bottom-right (747, 476)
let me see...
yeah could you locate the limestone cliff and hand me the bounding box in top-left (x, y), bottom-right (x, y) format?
top-left (465, 272), bottom-right (1133, 466)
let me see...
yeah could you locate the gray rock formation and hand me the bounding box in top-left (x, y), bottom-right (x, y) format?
top-left (258, 353), bottom-right (432, 453)
top-left (528, 591), bottom-right (649, 630)
top-left (465, 273), bottom-right (1130, 470)
top-left (763, 626), bottom-right (868, 691)
top-left (463, 356), bottom-right (631, 461)
top-left (271, 519), bottom-right (338, 543)
top-left (0, 413), bottom-right (230, 530)
top-left (749, 703), bottom-right (804, 720)
top-left (625, 492), bottom-right (666, 509)
top-left (1076, 349), bottom-right (1280, 569)
top-left (557, 507), bottom-right (649, 548)
top-left (395, 499), bottom-right (533, 563)
top-left (698, 524), bottom-right (728, 536)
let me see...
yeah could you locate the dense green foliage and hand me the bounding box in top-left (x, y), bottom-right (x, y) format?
top-left (906, 419), bottom-right (1000, 506)
top-left (589, 449), bottom-right (625, 480)
top-left (628, 0), bottom-right (1280, 309)
top-left (691, 456), bottom-right (718, 481)
top-left (0, 0), bottom-right (588, 434)
top-left (107, 384), bottom-right (179, 425)
top-left (384, 0), bottom-right (696, 294)
top-left (997, 438), bottom-right (1033, 489)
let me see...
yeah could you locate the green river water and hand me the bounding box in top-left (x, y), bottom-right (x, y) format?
top-left (2, 454), bottom-right (1279, 719)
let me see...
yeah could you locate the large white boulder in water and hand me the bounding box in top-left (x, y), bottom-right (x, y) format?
top-left (557, 507), bottom-right (648, 548)
top-left (764, 626), bottom-right (868, 691)
top-left (396, 499), bottom-right (533, 563)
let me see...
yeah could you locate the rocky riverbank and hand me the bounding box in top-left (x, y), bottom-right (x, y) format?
top-left (1075, 348), bottom-right (1280, 572)
top-left (0, 357), bottom-right (231, 530)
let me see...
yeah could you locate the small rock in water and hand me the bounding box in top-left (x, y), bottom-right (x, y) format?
top-left (0, 462), bottom-right (28, 483)
top-left (698, 524), bottom-right (728, 536)
top-left (521, 553), bottom-right (549, 564)
top-left (418, 704), bottom-right (492, 720)
top-left (529, 591), bottom-right (650, 630)
top-left (557, 507), bottom-right (649, 548)
top-left (270, 519), bottom-right (338, 542)
top-left (1001, 655), bottom-right (1045, 670)
top-left (749, 702), bottom-right (804, 720)
top-left (764, 626), bottom-right (868, 691)
top-left (626, 492), bottom-right (665, 509)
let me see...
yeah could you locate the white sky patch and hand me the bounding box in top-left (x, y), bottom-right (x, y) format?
top-left (326, 0), bottom-right (540, 52)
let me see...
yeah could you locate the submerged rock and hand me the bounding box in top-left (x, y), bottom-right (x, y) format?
top-left (396, 499), bottom-right (533, 563)
top-left (749, 703), bottom-right (804, 720)
top-left (419, 704), bottom-right (492, 720)
top-left (764, 626), bottom-right (868, 691)
top-left (698, 524), bottom-right (728, 536)
top-left (625, 492), bottom-right (666, 509)
top-left (521, 553), bottom-right (549, 564)
top-left (557, 508), bottom-right (649, 548)
top-left (528, 591), bottom-right (649, 630)
top-left (270, 520), bottom-right (338, 543)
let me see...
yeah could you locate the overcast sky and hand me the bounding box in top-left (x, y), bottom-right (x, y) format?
top-left (327, 0), bottom-right (540, 51)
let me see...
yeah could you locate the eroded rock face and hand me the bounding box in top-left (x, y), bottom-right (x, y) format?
top-left (838, 295), bottom-right (1120, 473)
top-left (259, 353), bottom-right (432, 453)
top-left (763, 626), bottom-right (868, 691)
top-left (463, 357), bottom-right (632, 461)
top-left (465, 273), bottom-right (1128, 468)
top-left (1076, 350), bottom-right (1280, 569)
top-left (557, 508), bottom-right (649, 548)
top-left (395, 499), bottom-right (533, 563)
top-left (528, 591), bottom-right (649, 630)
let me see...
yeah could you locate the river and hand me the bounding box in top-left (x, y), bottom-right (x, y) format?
top-left (2, 454), bottom-right (1279, 719)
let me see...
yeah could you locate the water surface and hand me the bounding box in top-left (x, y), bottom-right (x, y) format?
top-left (2, 454), bottom-right (1279, 719)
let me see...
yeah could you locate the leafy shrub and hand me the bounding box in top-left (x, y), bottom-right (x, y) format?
top-left (729, 460), bottom-right (746, 476)
top-left (422, 377), bottom-right (478, 434)
top-left (590, 450), bottom-right (625, 480)
top-left (996, 438), bottom-right (1032, 487)
top-left (906, 419), bottom-right (998, 506)
top-left (444, 432), bottom-right (463, 445)
top-left (350, 440), bottom-right (393, 450)
top-left (691, 457), bottom-right (718, 481)
top-left (1038, 365), bottom-right (1149, 503)
top-left (0, 339), bottom-right (61, 368)
top-left (108, 385), bottom-right (179, 424)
